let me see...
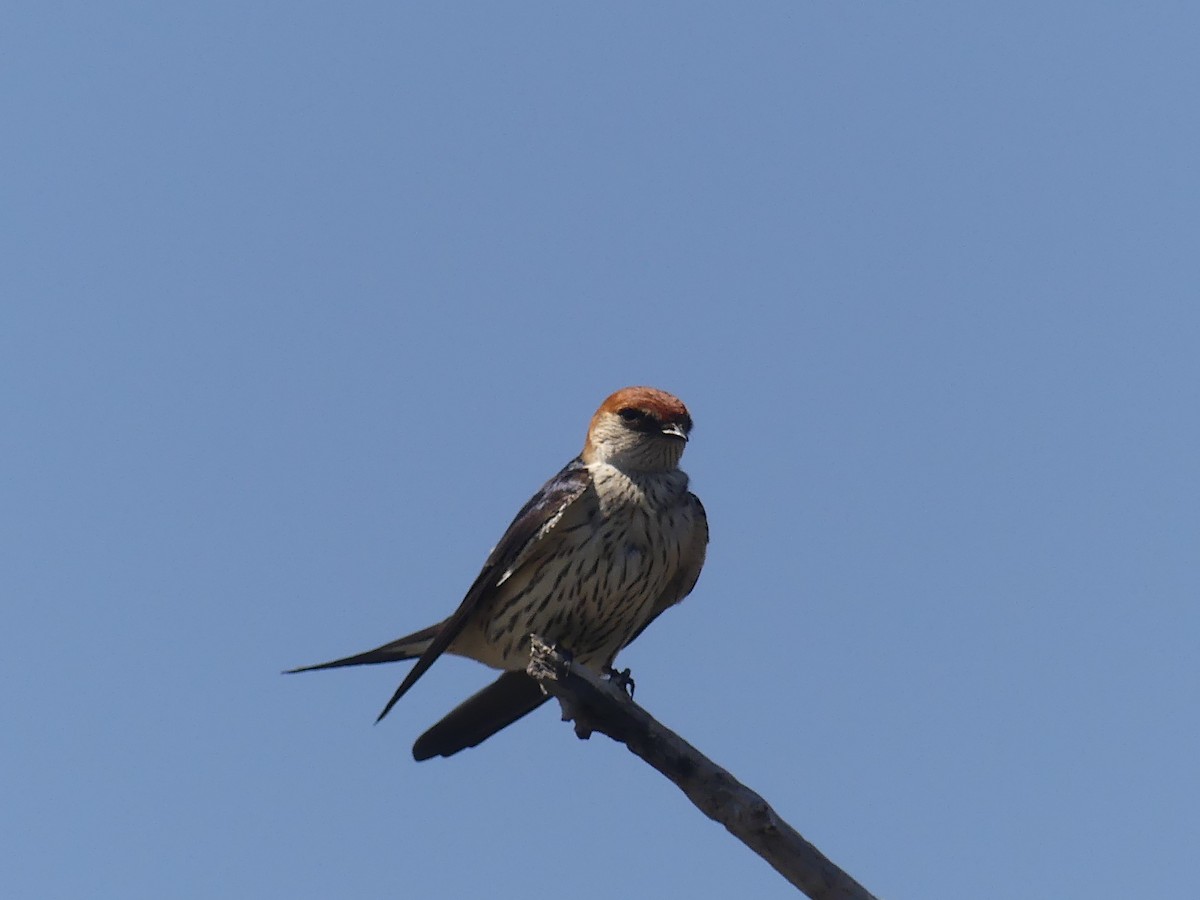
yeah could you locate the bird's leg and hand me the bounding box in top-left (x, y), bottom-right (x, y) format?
top-left (553, 642), bottom-right (575, 668)
top-left (603, 665), bottom-right (636, 698)
top-left (526, 634), bottom-right (574, 673)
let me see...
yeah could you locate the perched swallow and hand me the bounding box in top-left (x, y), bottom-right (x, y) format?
top-left (290, 386), bottom-right (708, 760)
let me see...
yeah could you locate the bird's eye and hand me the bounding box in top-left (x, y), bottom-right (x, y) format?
top-left (618, 408), bottom-right (645, 422)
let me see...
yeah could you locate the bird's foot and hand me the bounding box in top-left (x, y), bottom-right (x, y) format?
top-left (526, 634), bottom-right (574, 680)
top-left (549, 642), bottom-right (575, 669)
top-left (603, 665), bottom-right (636, 698)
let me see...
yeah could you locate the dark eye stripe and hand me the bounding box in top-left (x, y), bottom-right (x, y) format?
top-left (618, 408), bottom-right (646, 422)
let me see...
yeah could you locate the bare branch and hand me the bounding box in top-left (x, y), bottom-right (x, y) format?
top-left (527, 637), bottom-right (879, 900)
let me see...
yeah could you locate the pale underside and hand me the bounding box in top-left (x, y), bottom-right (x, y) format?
top-left (450, 461), bottom-right (705, 670)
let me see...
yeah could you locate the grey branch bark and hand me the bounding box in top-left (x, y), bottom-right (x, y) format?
top-left (526, 637), bottom-right (879, 900)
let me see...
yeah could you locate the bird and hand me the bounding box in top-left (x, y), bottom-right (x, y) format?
top-left (289, 386), bottom-right (708, 761)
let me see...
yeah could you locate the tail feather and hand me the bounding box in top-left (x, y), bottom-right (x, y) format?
top-left (286, 623), bottom-right (441, 673)
top-left (412, 671), bottom-right (548, 761)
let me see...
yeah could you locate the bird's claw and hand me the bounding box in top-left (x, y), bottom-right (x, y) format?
top-left (526, 635), bottom-right (574, 681)
top-left (604, 665), bottom-right (636, 698)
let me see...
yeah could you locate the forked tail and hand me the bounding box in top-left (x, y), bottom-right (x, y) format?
top-left (286, 623), bottom-right (441, 673)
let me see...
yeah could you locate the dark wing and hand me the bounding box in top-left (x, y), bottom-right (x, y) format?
top-left (375, 457), bottom-right (593, 722)
top-left (623, 492), bottom-right (708, 650)
top-left (411, 671), bottom-right (548, 760)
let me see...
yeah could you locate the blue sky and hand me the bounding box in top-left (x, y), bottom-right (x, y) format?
top-left (3, 3), bottom-right (1197, 898)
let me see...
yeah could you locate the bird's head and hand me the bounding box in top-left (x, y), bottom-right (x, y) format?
top-left (582, 386), bottom-right (694, 472)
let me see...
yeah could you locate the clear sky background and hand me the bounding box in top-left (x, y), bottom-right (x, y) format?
top-left (3, 4), bottom-right (1197, 898)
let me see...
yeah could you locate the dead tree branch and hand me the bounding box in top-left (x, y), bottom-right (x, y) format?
top-left (526, 637), bottom-right (879, 900)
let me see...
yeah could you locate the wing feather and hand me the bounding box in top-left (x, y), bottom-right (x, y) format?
top-left (375, 458), bottom-right (592, 721)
